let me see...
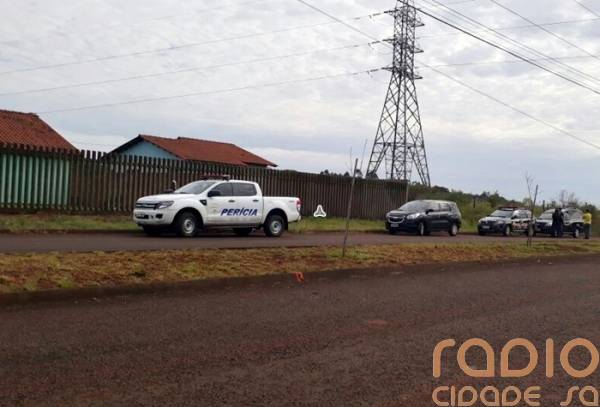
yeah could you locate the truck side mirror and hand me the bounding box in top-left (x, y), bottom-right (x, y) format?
top-left (208, 190), bottom-right (221, 198)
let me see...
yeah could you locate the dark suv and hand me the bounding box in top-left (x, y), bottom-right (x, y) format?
top-left (386, 200), bottom-right (462, 236)
top-left (478, 207), bottom-right (533, 237)
top-left (534, 208), bottom-right (584, 238)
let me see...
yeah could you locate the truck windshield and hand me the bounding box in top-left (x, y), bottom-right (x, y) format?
top-left (539, 211), bottom-right (554, 220)
top-left (175, 181), bottom-right (216, 195)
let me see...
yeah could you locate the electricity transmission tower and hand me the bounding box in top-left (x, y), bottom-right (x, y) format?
top-left (367, 0), bottom-right (431, 186)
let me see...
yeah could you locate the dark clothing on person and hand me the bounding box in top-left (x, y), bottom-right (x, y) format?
top-left (552, 209), bottom-right (564, 238)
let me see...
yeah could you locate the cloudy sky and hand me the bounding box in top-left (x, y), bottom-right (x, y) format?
top-left (0, 0), bottom-right (599, 204)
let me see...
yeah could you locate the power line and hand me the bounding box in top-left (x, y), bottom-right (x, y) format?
top-left (0, 41), bottom-right (383, 96)
top-left (0, 12), bottom-right (384, 77)
top-left (426, 53), bottom-right (598, 68)
top-left (421, 62), bottom-right (600, 150)
top-left (420, 0), bottom-right (600, 87)
top-left (295, 0), bottom-right (387, 42)
top-left (573, 0), bottom-right (600, 18)
top-left (489, 0), bottom-right (600, 63)
top-left (38, 68), bottom-right (383, 114)
top-left (295, 0), bottom-right (600, 151)
top-left (415, 0), bottom-right (600, 93)
top-left (417, 16), bottom-right (600, 39)
top-left (8, 40), bottom-right (597, 98)
top-left (0, 0), bottom-right (271, 47)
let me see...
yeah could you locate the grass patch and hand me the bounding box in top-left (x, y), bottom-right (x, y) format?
top-left (0, 213), bottom-right (384, 234)
top-left (0, 214), bottom-right (135, 233)
top-left (0, 241), bottom-right (599, 294)
top-left (290, 217), bottom-right (382, 234)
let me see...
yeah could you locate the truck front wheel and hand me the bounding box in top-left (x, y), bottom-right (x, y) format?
top-left (175, 211), bottom-right (200, 238)
top-left (264, 214), bottom-right (285, 237)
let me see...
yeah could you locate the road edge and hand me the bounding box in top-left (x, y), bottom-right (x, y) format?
top-left (2, 254), bottom-right (597, 307)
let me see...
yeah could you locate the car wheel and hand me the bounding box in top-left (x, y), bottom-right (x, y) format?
top-left (503, 225), bottom-right (512, 237)
top-left (449, 223), bottom-right (459, 237)
top-left (234, 228), bottom-right (253, 237)
top-left (573, 228), bottom-right (580, 239)
top-left (142, 226), bottom-right (163, 237)
top-left (175, 211), bottom-right (199, 238)
top-left (417, 222), bottom-right (426, 237)
top-left (265, 214), bottom-right (285, 237)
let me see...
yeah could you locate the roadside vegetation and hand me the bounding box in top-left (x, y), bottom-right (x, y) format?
top-left (290, 217), bottom-right (381, 233)
top-left (0, 213), bottom-right (384, 234)
top-left (0, 214), bottom-right (136, 233)
top-left (1, 241), bottom-right (599, 294)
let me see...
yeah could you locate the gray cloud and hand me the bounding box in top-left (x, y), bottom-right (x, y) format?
top-left (0, 0), bottom-right (598, 204)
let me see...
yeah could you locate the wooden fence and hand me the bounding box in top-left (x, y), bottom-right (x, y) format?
top-left (0, 143), bottom-right (409, 219)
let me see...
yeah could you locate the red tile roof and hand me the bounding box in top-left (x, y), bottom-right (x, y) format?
top-left (0, 109), bottom-right (76, 150)
top-left (116, 135), bottom-right (277, 167)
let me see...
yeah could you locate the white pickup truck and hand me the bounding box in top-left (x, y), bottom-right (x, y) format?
top-left (133, 178), bottom-right (302, 238)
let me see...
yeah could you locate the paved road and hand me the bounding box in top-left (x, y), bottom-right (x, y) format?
top-left (2, 256), bottom-right (599, 406)
top-left (0, 231), bottom-right (555, 253)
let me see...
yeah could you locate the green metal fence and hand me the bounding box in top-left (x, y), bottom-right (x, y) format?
top-left (0, 145), bottom-right (71, 209)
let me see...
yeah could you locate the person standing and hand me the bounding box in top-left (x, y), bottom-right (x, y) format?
top-left (558, 209), bottom-right (565, 237)
top-left (552, 208), bottom-right (564, 238)
top-left (583, 209), bottom-right (593, 240)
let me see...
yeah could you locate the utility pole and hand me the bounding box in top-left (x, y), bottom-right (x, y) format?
top-left (342, 158), bottom-right (359, 258)
top-left (367, 0), bottom-right (431, 187)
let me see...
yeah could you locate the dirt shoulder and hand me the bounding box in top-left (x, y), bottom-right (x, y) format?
top-left (1, 241), bottom-right (598, 296)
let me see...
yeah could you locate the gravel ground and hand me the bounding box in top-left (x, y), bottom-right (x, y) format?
top-left (1, 256), bottom-right (599, 406)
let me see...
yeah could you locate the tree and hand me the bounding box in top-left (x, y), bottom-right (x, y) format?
top-left (556, 190), bottom-right (580, 208)
top-left (482, 191), bottom-right (503, 208)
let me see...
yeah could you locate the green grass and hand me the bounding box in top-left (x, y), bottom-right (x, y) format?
top-left (0, 213), bottom-right (383, 234)
top-left (0, 214), bottom-right (136, 233)
top-left (289, 217), bottom-right (383, 234)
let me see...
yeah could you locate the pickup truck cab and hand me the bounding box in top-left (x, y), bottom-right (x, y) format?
top-left (133, 178), bottom-right (301, 238)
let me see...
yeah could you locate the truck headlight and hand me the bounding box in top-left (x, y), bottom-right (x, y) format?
top-left (156, 201), bottom-right (174, 210)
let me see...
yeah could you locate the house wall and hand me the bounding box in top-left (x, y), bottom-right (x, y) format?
top-left (118, 141), bottom-right (177, 160)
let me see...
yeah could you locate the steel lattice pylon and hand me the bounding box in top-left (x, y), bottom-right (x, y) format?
top-left (367, 0), bottom-right (431, 186)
